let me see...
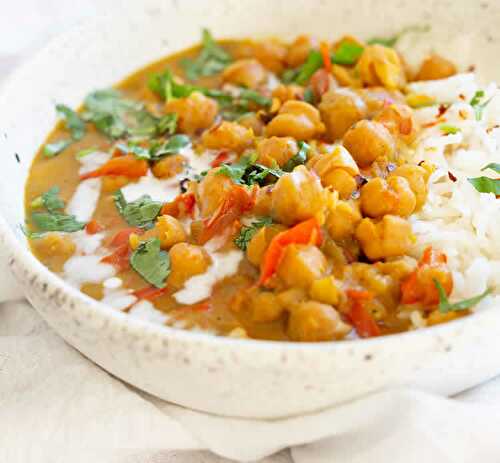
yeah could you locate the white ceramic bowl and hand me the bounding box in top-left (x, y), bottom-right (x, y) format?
top-left (1, 0), bottom-right (500, 419)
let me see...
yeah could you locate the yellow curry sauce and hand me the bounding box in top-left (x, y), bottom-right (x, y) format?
top-left (25, 31), bottom-right (471, 342)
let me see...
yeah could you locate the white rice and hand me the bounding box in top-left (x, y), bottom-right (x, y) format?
top-left (406, 74), bottom-right (500, 308)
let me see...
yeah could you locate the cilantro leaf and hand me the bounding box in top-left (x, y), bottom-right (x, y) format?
top-left (294, 50), bottom-right (323, 85)
top-left (82, 89), bottom-right (161, 139)
top-left (157, 113), bottom-right (178, 135)
top-left (281, 68), bottom-right (300, 84)
top-left (434, 279), bottom-right (491, 314)
top-left (55, 104), bottom-right (86, 140)
top-left (217, 153), bottom-right (256, 184)
top-left (238, 89), bottom-right (272, 107)
top-left (150, 134), bottom-right (191, 161)
top-left (234, 217), bottom-right (273, 250)
top-left (31, 212), bottom-right (86, 233)
top-left (43, 139), bottom-right (72, 158)
top-left (467, 176), bottom-right (500, 195)
top-left (283, 141), bottom-right (310, 172)
top-left (32, 186), bottom-right (65, 213)
top-left (481, 163), bottom-right (500, 175)
top-left (469, 90), bottom-right (492, 121)
top-left (440, 124), bottom-right (461, 135)
top-left (331, 42), bottom-right (364, 65)
top-left (180, 28), bottom-right (232, 81)
top-left (130, 238), bottom-right (170, 288)
top-left (114, 190), bottom-right (163, 228)
top-left (116, 142), bottom-right (151, 160)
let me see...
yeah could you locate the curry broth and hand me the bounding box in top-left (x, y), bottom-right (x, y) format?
top-left (25, 32), bottom-right (467, 341)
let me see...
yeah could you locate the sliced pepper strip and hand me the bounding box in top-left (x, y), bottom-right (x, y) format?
top-left (258, 217), bottom-right (323, 286)
top-left (161, 193), bottom-right (196, 218)
top-left (320, 41), bottom-right (332, 72)
top-left (199, 185), bottom-right (256, 244)
top-left (210, 150), bottom-right (231, 168)
top-left (346, 289), bottom-right (381, 338)
top-left (80, 154), bottom-right (148, 180)
top-left (133, 285), bottom-right (169, 301)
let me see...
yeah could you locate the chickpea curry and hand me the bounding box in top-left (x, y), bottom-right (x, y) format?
top-left (25, 30), bottom-right (490, 342)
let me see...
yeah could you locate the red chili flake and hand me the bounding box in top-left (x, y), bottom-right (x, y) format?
top-left (448, 171), bottom-right (457, 182)
top-left (132, 286), bottom-right (169, 301)
top-left (438, 104), bottom-right (450, 117)
top-left (210, 150), bottom-right (230, 168)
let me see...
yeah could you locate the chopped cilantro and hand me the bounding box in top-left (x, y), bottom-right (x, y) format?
top-left (180, 29), bottom-right (232, 81)
top-left (217, 152), bottom-right (283, 186)
top-left (294, 50), bottom-right (323, 85)
top-left (234, 217), bottom-right (273, 250)
top-left (43, 140), bottom-right (72, 158)
top-left (130, 238), bottom-right (170, 288)
top-left (434, 279), bottom-right (491, 314)
top-left (75, 147), bottom-right (98, 159)
top-left (114, 190), bottom-right (163, 228)
top-left (283, 141), bottom-right (310, 172)
top-left (331, 42), bottom-right (364, 65)
top-left (157, 113), bottom-right (178, 135)
top-left (481, 163), bottom-right (500, 175)
top-left (150, 134), bottom-right (191, 161)
top-left (467, 176), bottom-right (500, 195)
top-left (303, 87), bottom-right (315, 104)
top-left (440, 124), bottom-right (461, 135)
top-left (28, 186), bottom-right (85, 234)
top-left (469, 90), bottom-right (493, 121)
top-left (55, 104), bottom-right (86, 140)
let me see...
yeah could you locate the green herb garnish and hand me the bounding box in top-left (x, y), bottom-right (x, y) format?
top-left (433, 279), bottom-right (491, 314)
top-left (75, 147), bottom-right (98, 159)
top-left (469, 90), bottom-right (492, 121)
top-left (440, 124), bottom-right (461, 135)
top-left (114, 190), bottom-right (163, 228)
top-left (467, 176), bottom-right (500, 195)
top-left (331, 42), bottom-right (364, 65)
top-left (294, 50), bottom-right (323, 85)
top-left (82, 89), bottom-right (162, 139)
top-left (234, 217), bottom-right (273, 250)
top-left (43, 140), bottom-right (72, 158)
top-left (150, 134), bottom-right (191, 161)
top-left (180, 29), bottom-right (232, 81)
top-left (55, 104), bottom-right (86, 140)
top-left (283, 141), bottom-right (310, 172)
top-left (217, 152), bottom-right (284, 186)
top-left (481, 163), bottom-right (500, 174)
top-left (303, 87), bottom-right (315, 104)
top-left (157, 113), bottom-right (178, 135)
top-left (130, 238), bottom-right (170, 288)
top-left (28, 186), bottom-right (86, 234)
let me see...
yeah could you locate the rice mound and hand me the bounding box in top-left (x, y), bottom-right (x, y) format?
top-left (406, 74), bottom-right (500, 309)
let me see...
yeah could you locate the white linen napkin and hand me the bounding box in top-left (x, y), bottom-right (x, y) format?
top-left (2, 299), bottom-right (500, 463)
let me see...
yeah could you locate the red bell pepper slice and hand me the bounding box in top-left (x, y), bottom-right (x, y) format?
top-left (258, 217), bottom-right (323, 286)
top-left (80, 154), bottom-right (148, 180)
top-left (346, 289), bottom-right (381, 338)
top-left (161, 193), bottom-right (196, 218)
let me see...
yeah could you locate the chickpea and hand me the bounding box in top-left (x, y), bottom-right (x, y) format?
top-left (286, 35), bottom-right (318, 68)
top-left (356, 45), bottom-right (406, 89)
top-left (152, 154), bottom-right (186, 179)
top-left (250, 291), bottom-right (286, 322)
top-left (246, 224), bottom-right (286, 267)
top-left (257, 136), bottom-right (298, 167)
top-left (351, 262), bottom-right (398, 309)
top-left (277, 244), bottom-right (328, 289)
top-left (272, 84), bottom-right (304, 103)
top-left (342, 120), bottom-right (396, 167)
top-left (253, 184), bottom-right (274, 216)
top-left (309, 145), bottom-right (359, 199)
top-left (373, 103), bottom-right (417, 144)
top-left (355, 215), bottom-right (413, 261)
top-left (319, 89), bottom-right (368, 141)
top-left (165, 92), bottom-right (218, 135)
top-left (309, 276), bottom-right (340, 306)
top-left (252, 39), bottom-right (287, 73)
top-left (222, 59), bottom-right (267, 89)
top-left (325, 199), bottom-right (362, 241)
top-left (374, 258), bottom-right (416, 282)
top-left (196, 169), bottom-right (234, 218)
top-left (360, 176), bottom-right (416, 218)
top-left (357, 87), bottom-right (406, 117)
top-left (332, 64), bottom-right (362, 88)
top-left (155, 215), bottom-right (187, 250)
top-left (101, 175), bottom-right (130, 193)
top-left (238, 112), bottom-right (265, 136)
top-left (416, 54), bottom-right (457, 81)
top-left (201, 121), bottom-right (254, 153)
top-left (168, 243), bottom-right (211, 289)
top-left (271, 165), bottom-right (326, 225)
top-left (276, 287), bottom-right (308, 309)
top-left (287, 301), bottom-right (351, 342)
top-left (32, 233), bottom-right (76, 273)
top-left (390, 164), bottom-right (429, 210)
top-left (265, 100), bottom-right (325, 140)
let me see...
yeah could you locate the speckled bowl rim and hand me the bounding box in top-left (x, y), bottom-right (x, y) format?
top-left (0, 13), bottom-right (492, 356)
